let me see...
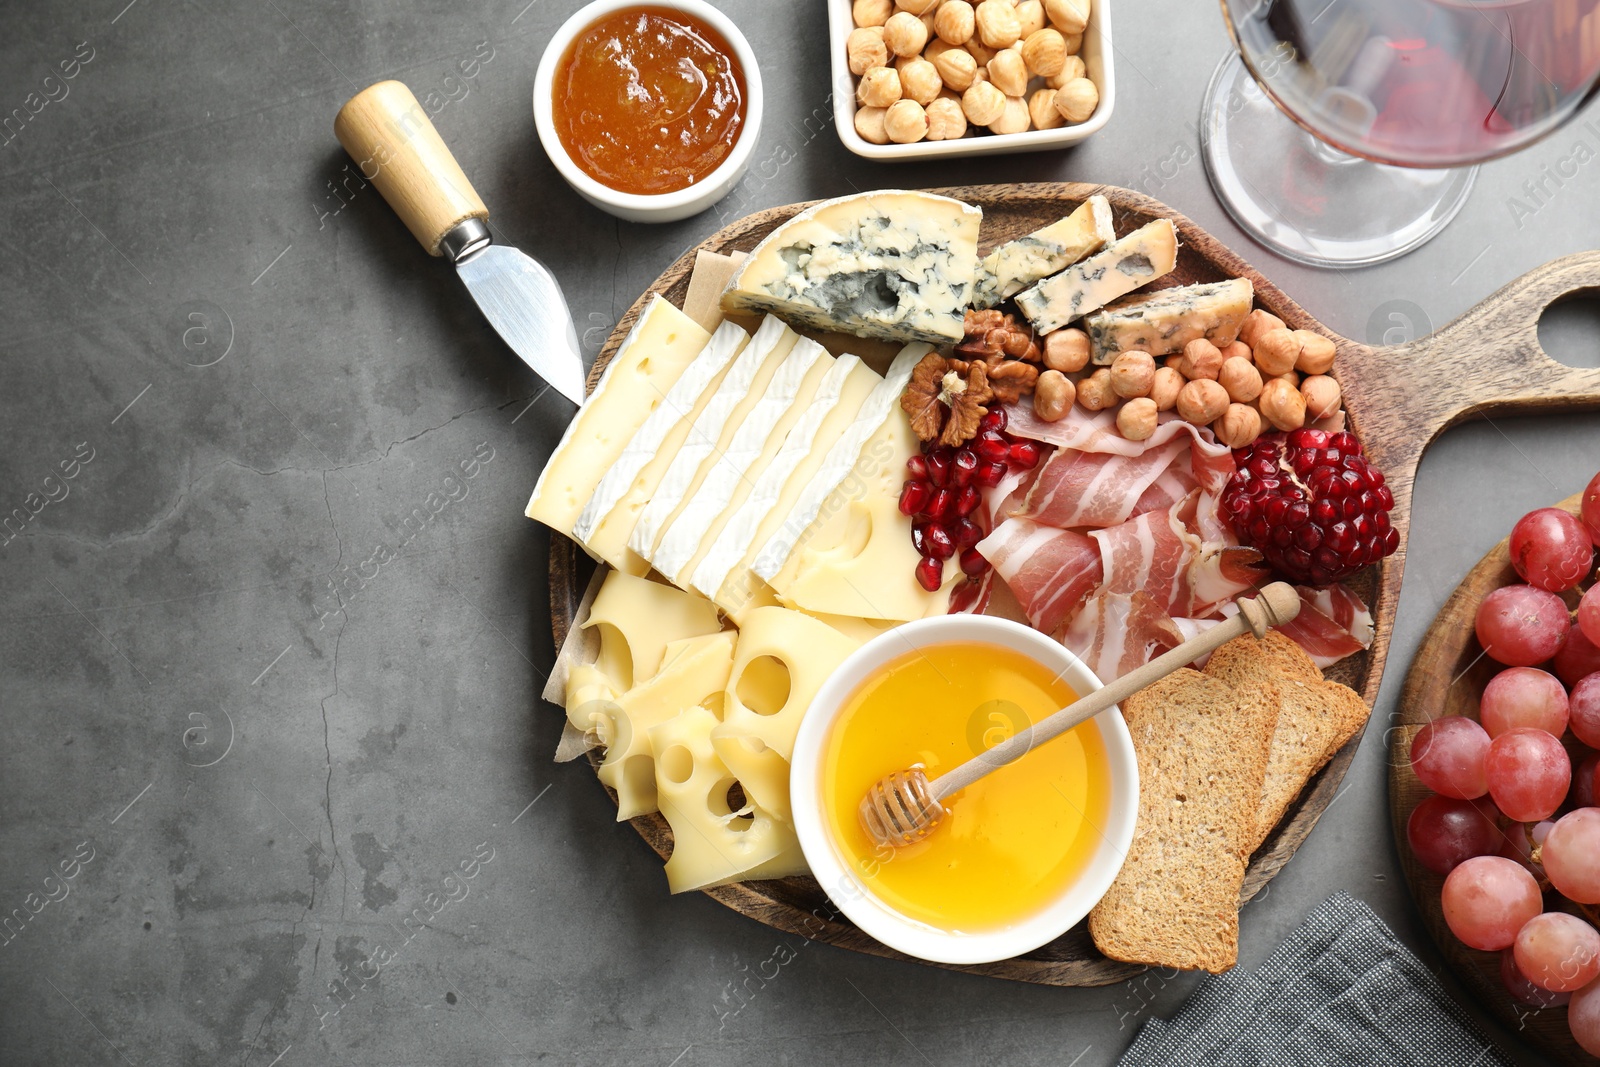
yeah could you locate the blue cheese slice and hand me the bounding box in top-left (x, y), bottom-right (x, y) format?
top-left (720, 190), bottom-right (982, 345)
top-left (1085, 277), bottom-right (1254, 364)
top-left (972, 195), bottom-right (1115, 308)
top-left (1014, 219), bottom-right (1179, 335)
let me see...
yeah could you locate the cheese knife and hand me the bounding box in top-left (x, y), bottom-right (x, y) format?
top-left (334, 80), bottom-right (586, 406)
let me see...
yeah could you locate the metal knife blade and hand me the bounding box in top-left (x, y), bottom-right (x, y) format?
top-left (456, 245), bottom-right (587, 407)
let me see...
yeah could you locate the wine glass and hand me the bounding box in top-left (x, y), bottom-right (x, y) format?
top-left (1204, 0), bottom-right (1600, 267)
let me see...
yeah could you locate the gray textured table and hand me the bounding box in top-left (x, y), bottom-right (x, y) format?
top-left (2, 2), bottom-right (1597, 1064)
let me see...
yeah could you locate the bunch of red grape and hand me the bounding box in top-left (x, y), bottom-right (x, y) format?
top-left (1406, 472), bottom-right (1600, 1054)
top-left (899, 408), bottom-right (1042, 592)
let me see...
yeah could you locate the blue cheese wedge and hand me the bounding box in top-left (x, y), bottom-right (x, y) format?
top-left (720, 190), bottom-right (981, 345)
top-left (1014, 219), bottom-right (1179, 335)
top-left (972, 195), bottom-right (1114, 308)
top-left (1085, 277), bottom-right (1254, 364)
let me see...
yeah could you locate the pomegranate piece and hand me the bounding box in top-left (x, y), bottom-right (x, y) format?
top-left (915, 555), bottom-right (943, 592)
top-left (898, 479), bottom-right (931, 517)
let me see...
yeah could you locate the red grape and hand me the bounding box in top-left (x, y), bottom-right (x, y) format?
top-left (1441, 856), bottom-right (1543, 951)
top-left (1475, 584), bottom-right (1571, 666)
top-left (1514, 912), bottom-right (1600, 993)
top-left (1510, 507), bottom-right (1595, 591)
top-left (1572, 674), bottom-right (1600, 749)
top-left (1502, 949), bottom-right (1572, 1008)
top-left (1406, 795), bottom-right (1502, 875)
top-left (1479, 667), bottom-right (1569, 738)
top-left (1410, 716), bottom-right (1490, 799)
top-left (1485, 727), bottom-right (1571, 822)
top-left (1557, 626), bottom-right (1600, 687)
top-left (1544, 807), bottom-right (1600, 904)
top-left (1584, 471), bottom-right (1600, 546)
top-left (1574, 752), bottom-right (1600, 809)
top-left (1583, 585), bottom-right (1600, 650)
top-left (1573, 976), bottom-right (1600, 1056)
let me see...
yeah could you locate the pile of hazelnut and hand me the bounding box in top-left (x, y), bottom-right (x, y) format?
top-left (1033, 309), bottom-right (1346, 448)
top-left (845, 0), bottom-right (1100, 145)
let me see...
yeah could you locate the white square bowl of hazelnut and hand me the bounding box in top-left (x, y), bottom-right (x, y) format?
top-left (828, 0), bottom-right (1114, 160)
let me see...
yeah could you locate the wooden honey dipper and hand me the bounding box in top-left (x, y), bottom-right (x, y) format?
top-left (858, 582), bottom-right (1302, 850)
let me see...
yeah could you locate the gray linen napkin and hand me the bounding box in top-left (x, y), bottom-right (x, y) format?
top-left (1116, 892), bottom-right (1512, 1067)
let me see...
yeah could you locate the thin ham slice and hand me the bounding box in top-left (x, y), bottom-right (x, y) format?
top-left (1091, 494), bottom-right (1199, 616)
top-left (983, 458), bottom-right (1047, 528)
top-left (977, 518), bottom-right (1102, 634)
top-left (1280, 584), bottom-right (1374, 668)
top-left (1019, 437), bottom-right (1190, 529)
top-left (1008, 404), bottom-right (1234, 465)
top-left (948, 571), bottom-right (994, 615)
top-left (1133, 462), bottom-right (1198, 518)
top-left (1060, 591), bottom-right (1181, 682)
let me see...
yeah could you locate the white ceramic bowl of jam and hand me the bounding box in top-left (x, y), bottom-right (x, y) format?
top-left (534, 0), bottom-right (764, 223)
top-left (789, 614), bottom-right (1138, 965)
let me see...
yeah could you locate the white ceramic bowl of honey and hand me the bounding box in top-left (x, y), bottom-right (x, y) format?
top-left (533, 0), bottom-right (764, 223)
top-left (789, 614), bottom-right (1138, 965)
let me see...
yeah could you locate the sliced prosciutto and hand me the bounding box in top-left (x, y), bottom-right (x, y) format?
top-left (1092, 494), bottom-right (1200, 616)
top-left (1008, 404), bottom-right (1235, 471)
top-left (976, 519), bottom-right (1102, 634)
top-left (1279, 584), bottom-right (1374, 668)
top-left (1019, 437), bottom-right (1191, 529)
top-left (1060, 591), bottom-right (1181, 682)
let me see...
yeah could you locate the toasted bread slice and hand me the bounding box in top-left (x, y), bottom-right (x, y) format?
top-left (1246, 677), bottom-right (1371, 851)
top-left (1204, 629), bottom-right (1322, 687)
top-left (1088, 669), bottom-right (1275, 974)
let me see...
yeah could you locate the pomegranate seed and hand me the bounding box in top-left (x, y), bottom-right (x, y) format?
top-left (980, 407), bottom-right (1007, 433)
top-left (975, 461), bottom-right (1007, 488)
top-left (975, 435), bottom-right (1009, 463)
top-left (1008, 441), bottom-right (1041, 469)
top-left (899, 480), bottom-right (931, 516)
top-left (911, 522), bottom-right (931, 557)
top-left (959, 547), bottom-right (990, 576)
top-left (927, 488), bottom-right (954, 521)
top-left (954, 485), bottom-right (982, 517)
top-left (952, 449), bottom-right (979, 487)
top-left (906, 454), bottom-right (928, 481)
top-left (927, 449), bottom-right (952, 487)
top-left (925, 524), bottom-right (955, 560)
top-left (915, 555), bottom-right (943, 592)
top-left (951, 517), bottom-right (983, 550)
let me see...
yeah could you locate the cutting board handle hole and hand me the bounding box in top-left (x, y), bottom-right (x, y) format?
top-left (1535, 291), bottom-right (1600, 371)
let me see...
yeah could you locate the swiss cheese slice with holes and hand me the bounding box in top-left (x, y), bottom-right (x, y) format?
top-left (597, 631), bottom-right (735, 820)
top-left (565, 663), bottom-right (621, 749)
top-left (719, 606), bottom-right (860, 761)
top-left (582, 569), bottom-right (721, 692)
top-left (526, 295), bottom-right (711, 540)
top-left (650, 705), bottom-right (808, 893)
top-left (573, 320), bottom-right (751, 573)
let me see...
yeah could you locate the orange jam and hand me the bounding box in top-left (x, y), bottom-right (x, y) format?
top-left (823, 642), bottom-right (1112, 934)
top-left (552, 5), bottom-right (747, 196)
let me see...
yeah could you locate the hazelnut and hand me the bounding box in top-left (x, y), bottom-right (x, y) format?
top-left (1061, 31), bottom-right (1083, 54)
top-left (1292, 329), bottom-right (1336, 374)
top-left (1052, 77), bottom-right (1099, 123)
top-left (1217, 356), bottom-right (1263, 403)
top-left (1221, 340), bottom-right (1251, 363)
top-left (1275, 369), bottom-right (1300, 389)
top-left (1046, 55), bottom-right (1086, 88)
top-left (1021, 27), bottom-right (1068, 77)
top-left (1149, 366), bottom-right (1183, 411)
top-left (899, 57), bottom-right (943, 103)
top-left (847, 27), bottom-right (889, 75)
top-left (1258, 377), bottom-right (1307, 431)
top-left (884, 99), bottom-right (929, 143)
top-left (1077, 368), bottom-right (1117, 411)
top-left (853, 0), bottom-right (892, 26)
top-left (1179, 339), bottom-right (1224, 381)
top-left (895, 0), bottom-right (939, 14)
top-left (1033, 370), bottom-right (1075, 421)
top-left (988, 48), bottom-right (1029, 97)
top-left (933, 46), bottom-right (978, 90)
top-left (1251, 327), bottom-right (1299, 376)
top-left (857, 66), bottom-right (903, 108)
top-left (974, 0), bottom-right (1022, 48)
top-left (1164, 354), bottom-right (1185, 371)
top-left (1176, 379), bottom-right (1229, 426)
top-left (924, 37), bottom-right (955, 63)
top-left (1028, 88), bottom-right (1064, 130)
top-left (853, 105), bottom-right (890, 144)
top-left (1110, 350), bottom-right (1156, 398)
top-left (1042, 328), bottom-right (1090, 372)
top-left (988, 94), bottom-right (1030, 135)
top-left (961, 80), bottom-right (1006, 126)
top-left (1238, 308), bottom-right (1287, 349)
top-left (934, 0), bottom-right (975, 44)
top-left (1045, 0), bottom-right (1090, 34)
top-left (884, 10), bottom-right (930, 56)
top-left (964, 37), bottom-right (997, 65)
top-left (1213, 403), bottom-right (1262, 449)
top-left (1016, 0), bottom-right (1047, 37)
top-left (1118, 397), bottom-right (1160, 442)
top-left (1301, 374), bottom-right (1342, 420)
top-left (925, 97), bottom-right (968, 140)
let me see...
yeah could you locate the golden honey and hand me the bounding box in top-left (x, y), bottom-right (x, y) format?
top-left (822, 641), bottom-right (1112, 934)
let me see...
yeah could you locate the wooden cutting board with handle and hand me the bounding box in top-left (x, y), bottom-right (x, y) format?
top-left (548, 182), bottom-right (1600, 986)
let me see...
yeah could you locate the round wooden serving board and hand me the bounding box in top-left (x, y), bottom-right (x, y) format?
top-left (550, 183), bottom-right (1600, 986)
top-left (1392, 493), bottom-right (1596, 1065)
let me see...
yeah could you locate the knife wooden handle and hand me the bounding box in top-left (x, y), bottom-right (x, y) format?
top-left (334, 80), bottom-right (488, 257)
